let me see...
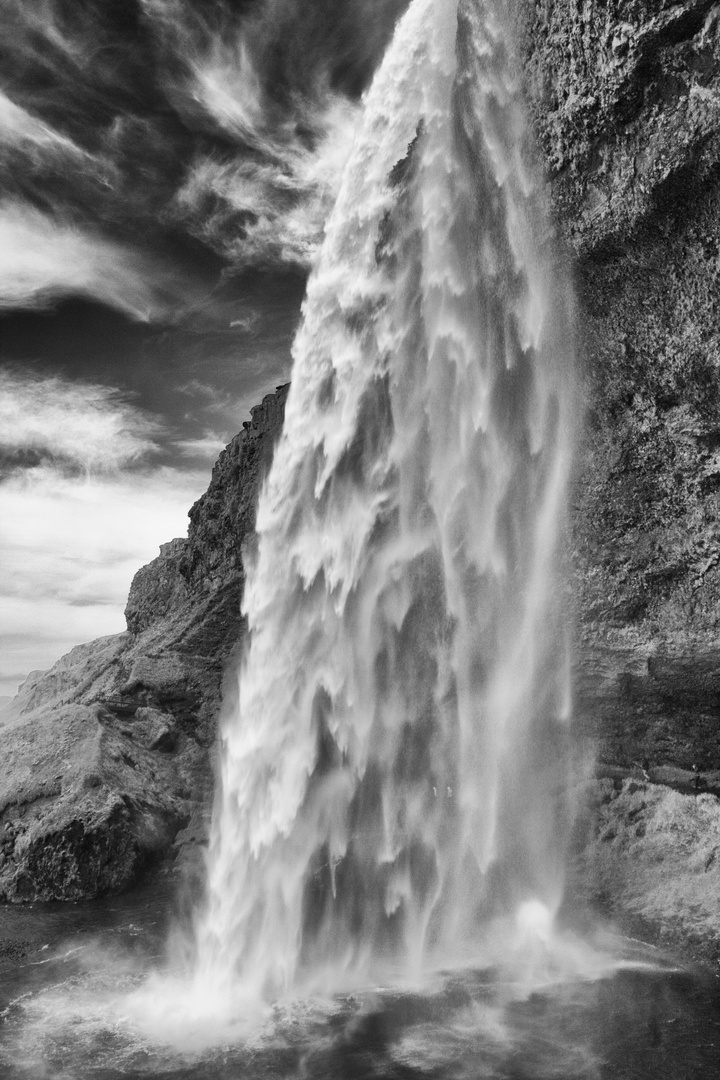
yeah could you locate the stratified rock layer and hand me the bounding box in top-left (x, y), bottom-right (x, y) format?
top-left (0, 386), bottom-right (289, 902)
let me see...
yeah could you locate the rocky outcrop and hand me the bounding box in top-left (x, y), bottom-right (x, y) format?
top-left (181, 386), bottom-right (289, 597)
top-left (516, 2), bottom-right (720, 766)
top-left (520, 1), bottom-right (720, 955)
top-left (525, 0), bottom-right (720, 252)
top-left (570, 775), bottom-right (720, 963)
top-left (0, 385), bottom-right (289, 902)
top-left (124, 539), bottom-right (189, 636)
top-left (125, 384), bottom-right (290, 651)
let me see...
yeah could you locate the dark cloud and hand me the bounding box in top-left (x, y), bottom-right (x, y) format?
top-left (0, 0), bottom-right (408, 273)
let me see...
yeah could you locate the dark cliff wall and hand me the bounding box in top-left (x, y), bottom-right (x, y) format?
top-left (6, 2), bottom-right (720, 904)
top-left (520, 0), bottom-right (720, 772)
top-left (524, 0), bottom-right (720, 252)
top-left (125, 385), bottom-right (289, 647)
top-left (182, 385), bottom-right (289, 598)
top-left (518, 1), bottom-right (720, 955)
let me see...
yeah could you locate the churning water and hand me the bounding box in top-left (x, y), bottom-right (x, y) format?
top-left (3, 0), bottom-right (718, 1074)
top-left (1, 887), bottom-right (719, 1079)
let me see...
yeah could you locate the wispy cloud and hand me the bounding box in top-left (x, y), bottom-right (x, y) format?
top-left (141, 0), bottom-right (361, 269)
top-left (176, 94), bottom-right (359, 269)
top-left (0, 369), bottom-right (162, 473)
top-left (188, 35), bottom-right (269, 150)
top-left (0, 88), bottom-right (92, 159)
top-left (0, 201), bottom-right (193, 320)
top-left (174, 433), bottom-right (228, 461)
top-left (0, 0), bottom-right (406, 277)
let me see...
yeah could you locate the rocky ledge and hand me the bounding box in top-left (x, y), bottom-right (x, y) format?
top-left (0, 385), bottom-right (289, 901)
top-left (570, 774), bottom-right (720, 965)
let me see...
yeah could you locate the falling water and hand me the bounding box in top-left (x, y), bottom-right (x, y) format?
top-left (195, 0), bottom-right (575, 1000)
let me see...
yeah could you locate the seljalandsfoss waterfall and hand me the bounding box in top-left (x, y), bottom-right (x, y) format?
top-left (8, 0), bottom-right (720, 1076)
top-left (194, 0), bottom-right (575, 1002)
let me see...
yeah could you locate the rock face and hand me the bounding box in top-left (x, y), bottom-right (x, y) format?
top-left (0, 386), bottom-right (289, 902)
top-left (517, 1), bottom-right (720, 770)
top-left (125, 386), bottom-right (289, 650)
top-left (571, 775), bottom-right (720, 963)
top-left (520, 0), bottom-right (720, 954)
top-left (4, 3), bottom-right (720, 956)
top-left (524, 0), bottom-right (720, 253)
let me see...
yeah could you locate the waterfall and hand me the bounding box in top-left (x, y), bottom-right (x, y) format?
top-left (194, 0), bottom-right (575, 1000)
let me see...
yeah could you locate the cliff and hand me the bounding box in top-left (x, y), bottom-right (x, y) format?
top-left (519, 0), bottom-right (720, 953)
top-left (515, 0), bottom-right (720, 772)
top-left (0, 386), bottom-right (288, 901)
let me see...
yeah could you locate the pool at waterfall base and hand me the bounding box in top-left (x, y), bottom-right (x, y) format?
top-left (0, 880), bottom-right (717, 1079)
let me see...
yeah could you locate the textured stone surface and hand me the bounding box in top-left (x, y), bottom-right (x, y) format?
top-left (520, 0), bottom-right (720, 957)
top-left (181, 386), bottom-right (289, 596)
top-left (516, 0), bottom-right (720, 777)
top-left (570, 776), bottom-right (720, 963)
top-left (124, 540), bottom-right (189, 636)
top-left (524, 0), bottom-right (720, 253)
top-left (0, 386), bottom-right (289, 902)
top-left (5, 3), bottom-right (720, 939)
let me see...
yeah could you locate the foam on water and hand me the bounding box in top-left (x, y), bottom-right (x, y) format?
top-left (0, 927), bottom-right (680, 1079)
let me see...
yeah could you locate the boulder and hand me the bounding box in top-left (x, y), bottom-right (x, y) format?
top-left (570, 775), bottom-right (720, 964)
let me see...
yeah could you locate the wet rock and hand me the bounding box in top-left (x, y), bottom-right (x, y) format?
top-left (0, 939), bottom-right (35, 963)
top-left (520, 1), bottom-right (720, 961)
top-left (522, 0), bottom-right (720, 254)
top-left (572, 777), bottom-right (720, 963)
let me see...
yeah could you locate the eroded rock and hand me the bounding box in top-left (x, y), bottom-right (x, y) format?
top-left (520, 1), bottom-right (720, 780)
top-left (571, 777), bottom-right (720, 962)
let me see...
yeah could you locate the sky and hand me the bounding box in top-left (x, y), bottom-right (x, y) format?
top-left (0, 0), bottom-right (408, 698)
